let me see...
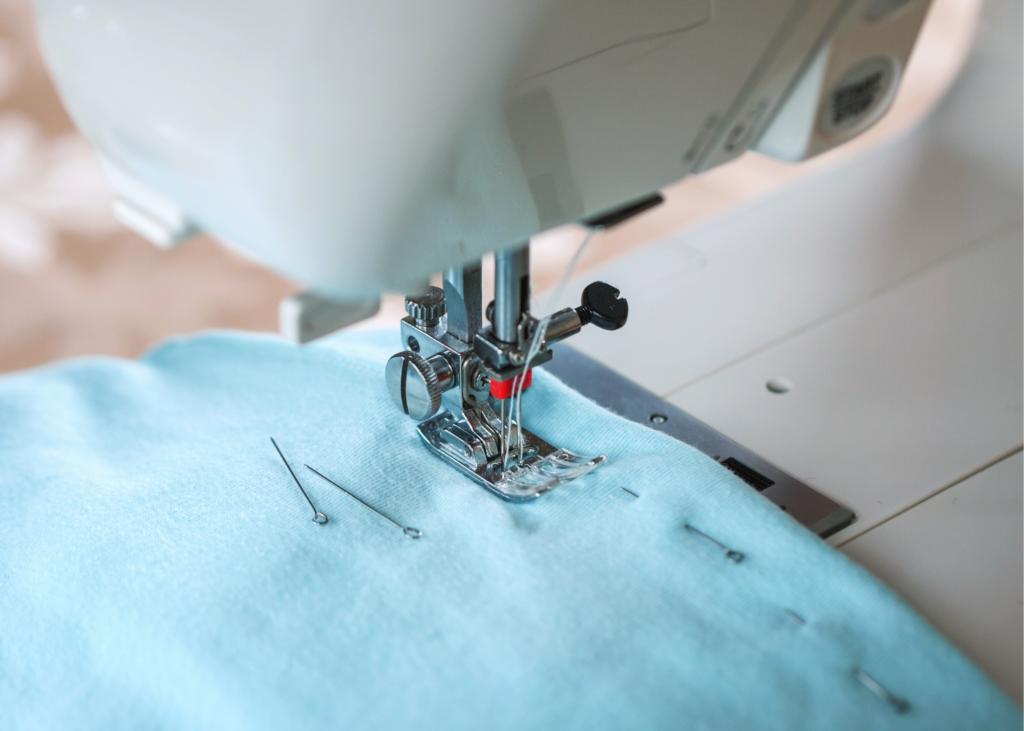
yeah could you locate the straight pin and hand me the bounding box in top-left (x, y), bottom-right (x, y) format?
top-left (684, 523), bottom-right (744, 563)
top-left (784, 609), bottom-right (806, 627)
top-left (305, 465), bottom-right (421, 539)
top-left (270, 437), bottom-right (327, 524)
top-left (853, 668), bottom-right (910, 714)
top-left (619, 486), bottom-right (640, 499)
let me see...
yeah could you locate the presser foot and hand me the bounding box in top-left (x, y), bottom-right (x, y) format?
top-left (417, 409), bottom-right (606, 502)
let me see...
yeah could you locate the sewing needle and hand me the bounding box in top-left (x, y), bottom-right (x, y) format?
top-left (270, 437), bottom-right (327, 524)
top-left (305, 465), bottom-right (421, 539)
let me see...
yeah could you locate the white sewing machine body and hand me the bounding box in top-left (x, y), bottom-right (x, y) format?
top-left (34, 0), bottom-right (928, 299)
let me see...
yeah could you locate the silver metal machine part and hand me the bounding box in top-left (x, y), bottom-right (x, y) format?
top-left (493, 245), bottom-right (530, 344)
top-left (443, 263), bottom-right (483, 343)
top-left (419, 410), bottom-right (607, 501)
top-left (385, 351), bottom-right (455, 421)
top-left (386, 243), bottom-right (627, 500)
top-left (543, 345), bottom-right (855, 538)
top-left (404, 287), bottom-right (447, 328)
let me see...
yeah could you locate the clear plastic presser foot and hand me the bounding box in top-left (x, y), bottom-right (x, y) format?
top-left (417, 410), bottom-right (607, 502)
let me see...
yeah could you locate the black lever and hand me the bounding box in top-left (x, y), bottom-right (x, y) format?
top-left (576, 282), bottom-right (628, 331)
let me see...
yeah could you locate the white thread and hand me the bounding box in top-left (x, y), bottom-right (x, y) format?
top-left (505, 226), bottom-right (603, 465)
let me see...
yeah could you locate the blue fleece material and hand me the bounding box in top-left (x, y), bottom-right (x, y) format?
top-left (0, 329), bottom-right (1018, 730)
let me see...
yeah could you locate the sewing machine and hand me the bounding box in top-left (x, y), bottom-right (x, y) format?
top-left (30, 0), bottom-right (1024, 702)
top-left (31, 0), bottom-right (930, 527)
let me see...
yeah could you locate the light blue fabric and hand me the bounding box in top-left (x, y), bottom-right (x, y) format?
top-left (0, 328), bottom-right (1018, 730)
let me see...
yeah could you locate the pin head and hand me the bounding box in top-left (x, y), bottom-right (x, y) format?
top-left (888, 697), bottom-right (911, 715)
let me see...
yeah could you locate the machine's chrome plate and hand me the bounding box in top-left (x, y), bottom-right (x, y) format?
top-left (418, 411), bottom-right (606, 502)
top-left (545, 345), bottom-right (855, 538)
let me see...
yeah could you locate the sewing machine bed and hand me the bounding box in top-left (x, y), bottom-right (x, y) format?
top-left (546, 345), bottom-right (854, 538)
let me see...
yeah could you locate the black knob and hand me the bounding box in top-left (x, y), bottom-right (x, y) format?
top-left (576, 282), bottom-right (628, 331)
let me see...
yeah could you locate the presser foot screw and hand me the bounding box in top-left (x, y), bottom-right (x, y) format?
top-left (470, 365), bottom-right (490, 392)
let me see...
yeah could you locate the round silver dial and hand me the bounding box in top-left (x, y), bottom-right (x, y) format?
top-left (385, 351), bottom-right (443, 420)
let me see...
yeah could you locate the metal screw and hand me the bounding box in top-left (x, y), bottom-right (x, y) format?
top-left (650, 413), bottom-right (668, 424)
top-left (470, 364), bottom-right (489, 391)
